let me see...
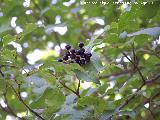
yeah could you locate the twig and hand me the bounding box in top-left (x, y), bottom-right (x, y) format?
top-left (59, 81), bottom-right (80, 98)
top-left (51, 73), bottom-right (81, 98)
top-left (77, 79), bottom-right (81, 96)
top-left (0, 69), bottom-right (4, 77)
top-left (11, 85), bottom-right (45, 120)
top-left (100, 74), bottom-right (160, 120)
top-left (0, 64), bottom-right (17, 68)
top-left (99, 69), bottom-right (134, 79)
top-left (146, 74), bottom-right (160, 84)
top-left (123, 52), bottom-right (146, 83)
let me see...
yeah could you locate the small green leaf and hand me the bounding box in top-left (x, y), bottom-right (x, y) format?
top-left (2, 35), bottom-right (16, 47)
top-left (74, 69), bottom-right (99, 84)
top-left (128, 27), bottom-right (160, 38)
top-left (43, 106), bottom-right (59, 119)
top-left (30, 87), bottom-right (65, 109)
top-left (24, 23), bottom-right (37, 35)
top-left (90, 52), bottom-right (105, 72)
top-left (78, 96), bottom-right (106, 114)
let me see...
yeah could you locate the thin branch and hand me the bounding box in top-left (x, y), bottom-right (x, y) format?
top-left (0, 69), bottom-right (4, 77)
top-left (99, 69), bottom-right (134, 79)
top-left (123, 52), bottom-right (146, 83)
top-left (59, 81), bottom-right (80, 98)
top-left (101, 74), bottom-right (160, 120)
top-left (11, 85), bottom-right (45, 120)
top-left (51, 73), bottom-right (81, 98)
top-left (148, 108), bottom-right (156, 120)
top-left (76, 79), bottom-right (81, 96)
top-left (0, 64), bottom-right (17, 68)
top-left (146, 74), bottom-right (160, 84)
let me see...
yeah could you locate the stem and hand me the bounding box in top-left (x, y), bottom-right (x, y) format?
top-left (59, 81), bottom-right (80, 98)
top-left (11, 85), bottom-right (45, 120)
top-left (123, 52), bottom-right (146, 83)
top-left (100, 74), bottom-right (160, 120)
top-left (76, 79), bottom-right (81, 96)
top-left (99, 69), bottom-right (134, 79)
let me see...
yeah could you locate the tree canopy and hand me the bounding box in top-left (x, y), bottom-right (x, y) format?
top-left (0, 0), bottom-right (160, 120)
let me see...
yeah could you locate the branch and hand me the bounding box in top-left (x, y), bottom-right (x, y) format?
top-left (99, 69), bottom-right (134, 79)
top-left (76, 79), bottom-right (81, 96)
top-left (51, 73), bottom-right (81, 98)
top-left (101, 74), bottom-right (160, 120)
top-left (59, 81), bottom-right (80, 98)
top-left (0, 69), bottom-right (4, 77)
top-left (11, 85), bottom-right (45, 120)
top-left (123, 52), bottom-right (146, 83)
top-left (146, 74), bottom-right (160, 84)
top-left (0, 64), bottom-right (17, 68)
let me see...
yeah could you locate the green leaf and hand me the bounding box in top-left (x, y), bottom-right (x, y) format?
top-left (139, 2), bottom-right (159, 20)
top-left (0, 22), bottom-right (12, 34)
top-left (30, 87), bottom-right (65, 109)
top-left (0, 49), bottom-right (16, 62)
top-left (0, 78), bottom-right (6, 95)
top-left (127, 27), bottom-right (160, 38)
top-left (24, 23), bottom-right (37, 35)
top-left (43, 106), bottom-right (59, 119)
top-left (2, 35), bottom-right (16, 47)
top-left (90, 52), bottom-right (105, 72)
top-left (78, 96), bottom-right (106, 115)
top-left (74, 69), bottom-right (99, 84)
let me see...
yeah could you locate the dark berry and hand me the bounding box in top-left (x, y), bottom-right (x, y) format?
top-left (70, 61), bottom-right (74, 63)
top-left (80, 59), bottom-right (86, 65)
top-left (70, 54), bottom-right (76, 59)
top-left (78, 42), bottom-right (84, 48)
top-left (65, 51), bottom-right (70, 56)
top-left (76, 50), bottom-right (81, 55)
top-left (79, 48), bottom-right (85, 54)
top-left (85, 58), bottom-right (90, 62)
top-left (58, 58), bottom-right (63, 62)
top-left (63, 55), bottom-right (68, 60)
top-left (70, 49), bottom-right (76, 54)
top-left (75, 59), bottom-right (80, 64)
top-left (85, 52), bottom-right (92, 57)
top-left (80, 53), bottom-right (85, 58)
top-left (65, 44), bottom-right (71, 50)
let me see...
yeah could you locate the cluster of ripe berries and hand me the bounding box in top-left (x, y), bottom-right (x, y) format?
top-left (58, 42), bottom-right (92, 65)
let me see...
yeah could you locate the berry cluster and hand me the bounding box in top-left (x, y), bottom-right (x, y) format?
top-left (58, 42), bottom-right (92, 65)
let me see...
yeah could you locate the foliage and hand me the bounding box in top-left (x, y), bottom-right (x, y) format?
top-left (0, 0), bottom-right (160, 120)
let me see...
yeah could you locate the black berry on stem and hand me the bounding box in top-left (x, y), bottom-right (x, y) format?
top-left (63, 55), bottom-right (68, 60)
top-left (57, 42), bottom-right (91, 65)
top-left (66, 51), bottom-right (70, 56)
top-left (75, 59), bottom-right (80, 64)
top-left (70, 49), bottom-right (76, 54)
top-left (78, 42), bottom-right (84, 48)
top-left (79, 48), bottom-right (85, 54)
top-left (80, 59), bottom-right (86, 65)
top-left (85, 52), bottom-right (92, 57)
top-left (76, 50), bottom-right (81, 55)
top-left (65, 44), bottom-right (71, 50)
top-left (70, 54), bottom-right (76, 59)
top-left (58, 58), bottom-right (63, 62)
